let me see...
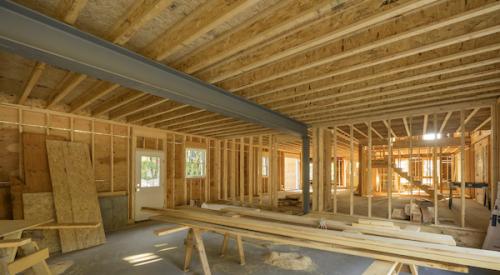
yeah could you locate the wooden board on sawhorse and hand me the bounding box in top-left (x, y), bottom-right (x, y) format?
top-left (154, 225), bottom-right (247, 275)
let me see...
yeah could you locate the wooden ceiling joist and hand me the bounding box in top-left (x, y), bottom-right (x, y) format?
top-left (293, 73), bottom-right (500, 120)
top-left (306, 87), bottom-right (500, 125)
top-left (143, 108), bottom-right (205, 127)
top-left (167, 117), bottom-right (235, 132)
top-left (456, 108), bottom-right (480, 133)
top-left (107, 0), bottom-right (175, 45)
top-left (143, 0), bottom-right (256, 61)
top-left (108, 96), bottom-right (168, 120)
top-left (383, 120), bottom-right (397, 138)
top-left (70, 82), bottom-right (120, 113)
top-left (125, 101), bottom-right (186, 123)
top-left (473, 117), bottom-right (492, 132)
top-left (439, 111), bottom-right (453, 134)
top-left (18, 61), bottom-right (45, 105)
top-left (253, 42), bottom-right (500, 105)
top-left (312, 96), bottom-right (498, 128)
top-left (274, 57), bottom-right (500, 113)
top-left (91, 90), bottom-right (145, 117)
top-left (198, 0), bottom-right (439, 84)
top-left (56, 0), bottom-right (88, 24)
top-left (47, 73), bottom-right (87, 109)
top-left (173, 0), bottom-right (343, 74)
top-left (423, 114), bottom-right (429, 135)
top-left (228, 1), bottom-right (500, 94)
top-left (365, 122), bottom-right (384, 139)
top-left (402, 117), bottom-right (411, 137)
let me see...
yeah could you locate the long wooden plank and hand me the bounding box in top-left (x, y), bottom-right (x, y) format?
top-left (151, 215), bottom-right (467, 273)
top-left (215, 206), bottom-right (456, 245)
top-left (46, 140), bottom-right (106, 253)
top-left (143, 208), bottom-right (500, 270)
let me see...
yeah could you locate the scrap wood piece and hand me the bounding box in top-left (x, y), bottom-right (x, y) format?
top-left (45, 140), bottom-right (106, 253)
top-left (150, 215), bottom-right (468, 273)
top-left (7, 248), bottom-right (50, 275)
top-left (0, 238), bottom-right (31, 248)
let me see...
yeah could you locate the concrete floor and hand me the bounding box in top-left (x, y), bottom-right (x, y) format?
top-left (48, 221), bottom-right (499, 275)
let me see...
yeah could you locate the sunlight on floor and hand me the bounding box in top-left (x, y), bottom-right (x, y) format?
top-left (123, 253), bottom-right (163, 267)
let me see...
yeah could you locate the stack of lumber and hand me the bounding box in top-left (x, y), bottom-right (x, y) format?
top-left (144, 206), bottom-right (500, 273)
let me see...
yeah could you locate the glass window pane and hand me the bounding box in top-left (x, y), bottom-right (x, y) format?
top-left (186, 148), bottom-right (206, 178)
top-left (141, 156), bottom-right (160, 188)
top-left (262, 156), bottom-right (269, 177)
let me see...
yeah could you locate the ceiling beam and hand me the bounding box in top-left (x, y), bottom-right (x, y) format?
top-left (18, 61), bottom-right (45, 104)
top-left (439, 111), bottom-right (453, 134)
top-left (402, 117), bottom-right (411, 137)
top-left (228, 1), bottom-right (500, 94)
top-left (92, 90), bottom-right (145, 116)
top-left (0, 2), bottom-right (307, 136)
top-left (383, 120), bottom-right (397, 138)
top-left (352, 125), bottom-right (368, 138)
top-left (456, 107), bottom-right (480, 133)
top-left (56, 0), bottom-right (88, 24)
top-left (473, 117), bottom-right (492, 132)
top-left (365, 122), bottom-right (383, 139)
top-left (143, 0), bottom-right (255, 61)
top-left (423, 114), bottom-right (428, 135)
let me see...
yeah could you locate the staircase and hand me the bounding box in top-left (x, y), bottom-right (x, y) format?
top-left (372, 159), bottom-right (443, 200)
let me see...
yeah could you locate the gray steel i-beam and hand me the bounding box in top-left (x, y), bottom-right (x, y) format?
top-left (0, 1), bottom-right (308, 137)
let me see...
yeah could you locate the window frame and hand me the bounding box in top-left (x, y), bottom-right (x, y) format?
top-left (185, 147), bottom-right (207, 179)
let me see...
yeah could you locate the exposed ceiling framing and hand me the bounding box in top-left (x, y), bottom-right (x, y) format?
top-left (0, 0), bottom-right (498, 138)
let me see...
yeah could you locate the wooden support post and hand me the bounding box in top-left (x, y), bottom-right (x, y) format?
top-left (248, 137), bottom-right (254, 205)
top-left (270, 135), bottom-right (279, 208)
top-left (333, 126), bottom-right (338, 214)
top-left (312, 128), bottom-right (319, 211)
top-left (231, 139), bottom-right (236, 201)
top-left (172, 134), bottom-right (176, 208)
top-left (409, 116), bottom-right (414, 217)
top-left (318, 128), bottom-right (325, 212)
top-left (350, 124), bottom-right (354, 216)
top-left (387, 119), bottom-right (392, 219)
top-left (215, 140), bottom-right (221, 200)
top-left (367, 121), bottom-right (372, 217)
top-left (433, 113), bottom-right (439, 225)
top-left (492, 103), bottom-right (498, 207)
top-left (257, 136), bottom-right (263, 205)
top-left (205, 139), bottom-right (210, 202)
top-left (223, 140), bottom-right (228, 201)
top-left (460, 110), bottom-right (466, 228)
top-left (240, 138), bottom-right (245, 203)
top-left (183, 136), bottom-right (188, 205)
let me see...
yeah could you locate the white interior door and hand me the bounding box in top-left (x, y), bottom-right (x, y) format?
top-left (135, 149), bottom-right (165, 221)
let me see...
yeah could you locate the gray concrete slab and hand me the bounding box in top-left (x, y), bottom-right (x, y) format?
top-left (47, 221), bottom-right (499, 275)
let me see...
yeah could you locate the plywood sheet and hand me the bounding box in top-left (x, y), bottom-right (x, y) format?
top-left (22, 133), bottom-right (67, 193)
top-left (22, 192), bottom-right (61, 253)
top-left (22, 133), bottom-right (52, 193)
top-left (46, 140), bottom-right (106, 253)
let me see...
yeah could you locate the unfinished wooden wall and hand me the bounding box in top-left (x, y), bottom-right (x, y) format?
top-left (0, 104), bottom-right (220, 221)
